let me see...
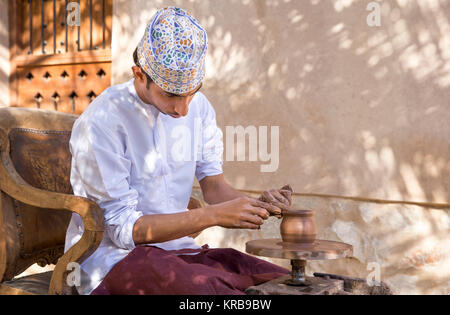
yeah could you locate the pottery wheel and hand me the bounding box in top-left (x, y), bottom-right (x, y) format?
top-left (246, 239), bottom-right (353, 286)
top-left (246, 239), bottom-right (353, 261)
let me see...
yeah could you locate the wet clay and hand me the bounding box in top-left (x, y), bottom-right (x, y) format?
top-left (259, 184), bottom-right (293, 219)
top-left (259, 185), bottom-right (317, 243)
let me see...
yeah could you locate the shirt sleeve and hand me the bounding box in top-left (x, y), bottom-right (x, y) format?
top-left (70, 118), bottom-right (144, 250)
top-left (195, 96), bottom-right (224, 182)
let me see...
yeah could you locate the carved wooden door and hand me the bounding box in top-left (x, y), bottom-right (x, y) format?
top-left (9, 0), bottom-right (112, 114)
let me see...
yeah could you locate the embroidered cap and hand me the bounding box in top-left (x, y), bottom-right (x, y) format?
top-left (137, 7), bottom-right (208, 94)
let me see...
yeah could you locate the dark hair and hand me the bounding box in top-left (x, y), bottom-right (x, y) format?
top-left (133, 47), bottom-right (153, 89)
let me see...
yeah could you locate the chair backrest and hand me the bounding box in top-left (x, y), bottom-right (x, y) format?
top-left (0, 108), bottom-right (77, 282)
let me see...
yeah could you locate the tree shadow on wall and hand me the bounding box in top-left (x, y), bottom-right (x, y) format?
top-left (114, 0), bottom-right (449, 204)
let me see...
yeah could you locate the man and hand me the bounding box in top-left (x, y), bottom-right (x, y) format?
top-left (65, 7), bottom-right (291, 295)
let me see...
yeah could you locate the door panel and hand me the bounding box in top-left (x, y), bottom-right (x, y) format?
top-left (9, 0), bottom-right (113, 113)
top-left (18, 62), bottom-right (111, 114)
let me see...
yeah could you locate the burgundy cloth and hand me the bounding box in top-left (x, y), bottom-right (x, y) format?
top-left (91, 245), bottom-right (289, 295)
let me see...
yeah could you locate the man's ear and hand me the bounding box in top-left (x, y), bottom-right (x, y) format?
top-left (132, 66), bottom-right (146, 82)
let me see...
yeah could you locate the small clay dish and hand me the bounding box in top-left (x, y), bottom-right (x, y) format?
top-left (280, 209), bottom-right (317, 243)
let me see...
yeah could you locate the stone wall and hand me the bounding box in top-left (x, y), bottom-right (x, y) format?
top-left (193, 188), bottom-right (450, 295)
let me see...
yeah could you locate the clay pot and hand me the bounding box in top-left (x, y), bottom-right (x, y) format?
top-left (280, 210), bottom-right (317, 243)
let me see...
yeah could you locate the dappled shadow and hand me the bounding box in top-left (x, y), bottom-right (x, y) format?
top-left (4, 0), bottom-right (448, 294)
top-left (112, 0), bottom-right (449, 205)
top-left (110, 0), bottom-right (450, 294)
top-left (194, 187), bottom-right (449, 294)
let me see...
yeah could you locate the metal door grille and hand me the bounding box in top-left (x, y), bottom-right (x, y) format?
top-left (20, 0), bottom-right (112, 56)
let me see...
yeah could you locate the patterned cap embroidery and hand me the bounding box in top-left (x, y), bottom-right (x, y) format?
top-left (137, 7), bottom-right (208, 94)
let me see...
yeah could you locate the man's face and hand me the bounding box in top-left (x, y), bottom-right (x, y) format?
top-left (132, 66), bottom-right (202, 118)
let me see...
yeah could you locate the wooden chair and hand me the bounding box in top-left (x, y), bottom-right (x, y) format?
top-left (0, 107), bottom-right (204, 295)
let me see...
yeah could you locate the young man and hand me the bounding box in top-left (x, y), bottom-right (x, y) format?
top-left (65, 7), bottom-right (291, 295)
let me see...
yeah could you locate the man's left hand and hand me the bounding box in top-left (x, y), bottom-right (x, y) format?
top-left (258, 184), bottom-right (293, 218)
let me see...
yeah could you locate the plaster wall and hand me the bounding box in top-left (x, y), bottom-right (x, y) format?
top-left (112, 0), bottom-right (450, 204)
top-left (192, 188), bottom-right (450, 295)
top-left (112, 0), bottom-right (450, 295)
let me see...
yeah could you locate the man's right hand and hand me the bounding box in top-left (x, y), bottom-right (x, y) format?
top-left (133, 196), bottom-right (282, 246)
top-left (209, 196), bottom-right (281, 230)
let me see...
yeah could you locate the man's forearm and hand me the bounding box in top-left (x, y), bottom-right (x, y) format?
top-left (198, 175), bottom-right (285, 217)
top-left (213, 185), bottom-right (246, 204)
top-left (132, 194), bottom-right (279, 246)
top-left (201, 177), bottom-right (246, 205)
top-left (132, 207), bottom-right (215, 246)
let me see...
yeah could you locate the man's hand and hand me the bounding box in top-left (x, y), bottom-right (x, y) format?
top-left (132, 188), bottom-right (290, 245)
top-left (210, 196), bottom-right (281, 230)
top-left (258, 184), bottom-right (293, 218)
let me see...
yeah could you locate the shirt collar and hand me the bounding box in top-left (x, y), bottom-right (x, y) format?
top-left (127, 79), bottom-right (160, 119)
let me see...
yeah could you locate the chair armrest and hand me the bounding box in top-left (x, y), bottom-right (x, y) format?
top-left (0, 129), bottom-right (104, 294)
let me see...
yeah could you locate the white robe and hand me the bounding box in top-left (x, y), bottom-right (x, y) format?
top-left (64, 79), bottom-right (223, 294)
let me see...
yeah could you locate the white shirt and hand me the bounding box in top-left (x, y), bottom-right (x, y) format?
top-left (64, 79), bottom-right (224, 295)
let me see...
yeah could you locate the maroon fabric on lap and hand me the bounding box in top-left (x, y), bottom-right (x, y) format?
top-left (91, 245), bottom-right (289, 295)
